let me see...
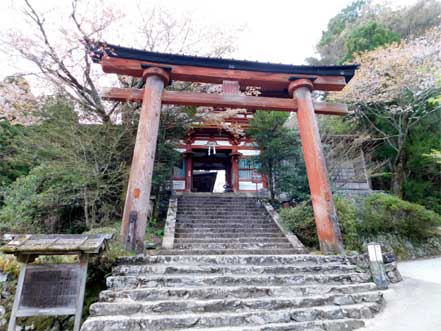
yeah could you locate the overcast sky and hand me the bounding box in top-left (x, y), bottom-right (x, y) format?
top-left (0, 0), bottom-right (417, 82)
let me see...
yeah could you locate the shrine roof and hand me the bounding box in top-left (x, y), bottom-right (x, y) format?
top-left (1, 234), bottom-right (112, 255)
top-left (88, 41), bottom-right (359, 83)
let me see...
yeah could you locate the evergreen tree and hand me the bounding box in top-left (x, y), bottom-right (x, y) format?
top-left (247, 112), bottom-right (308, 201)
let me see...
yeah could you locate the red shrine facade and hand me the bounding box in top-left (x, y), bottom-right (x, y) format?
top-left (172, 107), bottom-right (267, 194)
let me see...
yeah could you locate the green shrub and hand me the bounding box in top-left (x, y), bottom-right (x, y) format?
top-left (0, 169), bottom-right (44, 233)
top-left (280, 196), bottom-right (360, 251)
top-left (280, 201), bottom-right (316, 248)
top-left (0, 164), bottom-right (92, 234)
top-left (334, 195), bottom-right (360, 250)
top-left (82, 225), bottom-right (132, 319)
top-left (0, 120), bottom-right (29, 190)
top-left (358, 193), bottom-right (441, 241)
top-left (0, 254), bottom-right (20, 278)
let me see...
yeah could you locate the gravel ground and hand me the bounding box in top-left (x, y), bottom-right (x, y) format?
top-left (361, 256), bottom-right (441, 331)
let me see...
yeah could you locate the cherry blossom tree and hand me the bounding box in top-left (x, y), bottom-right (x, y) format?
top-left (1, 0), bottom-right (239, 123)
top-left (0, 76), bottom-right (38, 125)
top-left (335, 28), bottom-right (441, 196)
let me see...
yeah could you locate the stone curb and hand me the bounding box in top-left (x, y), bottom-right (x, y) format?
top-left (261, 201), bottom-right (305, 250)
top-left (162, 198), bottom-right (178, 249)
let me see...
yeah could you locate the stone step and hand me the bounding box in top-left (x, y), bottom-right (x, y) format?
top-left (116, 254), bottom-right (350, 266)
top-left (179, 198), bottom-right (259, 201)
top-left (176, 223), bottom-right (272, 227)
top-left (157, 249), bottom-right (305, 255)
top-left (177, 206), bottom-right (263, 210)
top-left (107, 272), bottom-right (371, 289)
top-left (99, 283), bottom-right (378, 302)
top-left (175, 229), bottom-right (282, 234)
top-left (178, 199), bottom-right (258, 202)
top-left (175, 226), bottom-right (279, 232)
top-left (178, 198), bottom-right (258, 202)
top-left (174, 238), bottom-right (289, 244)
top-left (173, 319), bottom-right (366, 331)
top-left (90, 291), bottom-right (382, 316)
top-left (178, 210), bottom-right (264, 213)
top-left (175, 219), bottom-right (271, 224)
top-left (178, 209), bottom-right (266, 213)
top-left (176, 213), bottom-right (270, 221)
top-left (174, 234), bottom-right (285, 239)
top-left (172, 243), bottom-right (294, 250)
top-left (175, 233), bottom-right (286, 239)
top-left (176, 214), bottom-right (267, 218)
top-left (178, 208), bottom-right (262, 210)
top-left (178, 206), bottom-right (261, 208)
top-left (81, 302), bottom-right (380, 330)
top-left (178, 197), bottom-right (258, 200)
top-left (178, 203), bottom-right (260, 206)
top-left (177, 213), bottom-right (264, 215)
top-left (175, 222), bottom-right (276, 228)
top-left (112, 263), bottom-right (357, 276)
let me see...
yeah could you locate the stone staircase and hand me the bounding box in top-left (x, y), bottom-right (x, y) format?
top-left (169, 194), bottom-right (305, 255)
top-left (81, 194), bottom-right (384, 331)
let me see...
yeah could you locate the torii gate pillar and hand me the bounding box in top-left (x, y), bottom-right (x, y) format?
top-left (121, 67), bottom-right (170, 253)
top-left (289, 79), bottom-right (344, 254)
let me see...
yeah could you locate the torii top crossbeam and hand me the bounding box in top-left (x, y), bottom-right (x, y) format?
top-left (87, 41), bottom-right (358, 255)
top-left (89, 42), bottom-right (357, 92)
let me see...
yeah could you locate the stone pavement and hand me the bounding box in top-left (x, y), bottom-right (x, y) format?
top-left (361, 256), bottom-right (441, 331)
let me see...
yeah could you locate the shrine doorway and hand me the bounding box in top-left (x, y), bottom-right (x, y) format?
top-left (191, 149), bottom-right (232, 192)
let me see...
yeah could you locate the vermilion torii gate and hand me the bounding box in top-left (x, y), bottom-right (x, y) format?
top-left (87, 42), bottom-right (358, 255)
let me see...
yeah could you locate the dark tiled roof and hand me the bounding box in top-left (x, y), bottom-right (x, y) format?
top-left (88, 41), bottom-right (358, 83)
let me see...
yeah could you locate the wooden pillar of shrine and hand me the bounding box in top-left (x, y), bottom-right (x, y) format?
top-left (225, 162), bottom-right (232, 188)
top-left (289, 79), bottom-right (344, 255)
top-left (121, 67), bottom-right (170, 253)
top-left (183, 151), bottom-right (193, 192)
top-left (231, 151), bottom-right (241, 192)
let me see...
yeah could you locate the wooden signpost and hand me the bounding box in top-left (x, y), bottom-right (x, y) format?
top-left (251, 170), bottom-right (261, 193)
top-left (2, 234), bottom-right (111, 331)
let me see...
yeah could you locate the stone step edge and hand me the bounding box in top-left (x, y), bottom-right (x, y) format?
top-left (116, 254), bottom-right (351, 264)
top-left (90, 294), bottom-right (383, 319)
top-left (99, 283), bottom-right (378, 301)
top-left (106, 272), bottom-right (371, 289)
top-left (156, 249), bottom-right (306, 255)
top-left (112, 262), bottom-right (356, 271)
top-left (172, 318), bottom-right (365, 331)
top-left (93, 291), bottom-right (382, 308)
top-left (175, 234), bottom-right (287, 238)
top-left (175, 227), bottom-right (277, 229)
top-left (83, 302), bottom-right (380, 323)
top-left (174, 238), bottom-right (289, 242)
top-left (172, 245), bottom-right (295, 249)
top-left (108, 271), bottom-right (368, 281)
top-left (174, 232), bottom-right (285, 235)
top-left (83, 318), bottom-right (366, 331)
top-left (111, 266), bottom-right (358, 276)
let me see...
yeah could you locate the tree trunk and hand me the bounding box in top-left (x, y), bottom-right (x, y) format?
top-left (83, 188), bottom-right (90, 229)
top-left (390, 114), bottom-right (409, 199)
top-left (268, 166), bottom-right (275, 200)
top-left (391, 148), bottom-right (406, 198)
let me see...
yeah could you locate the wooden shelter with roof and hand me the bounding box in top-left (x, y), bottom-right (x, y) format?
top-left (87, 41), bottom-right (358, 255)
